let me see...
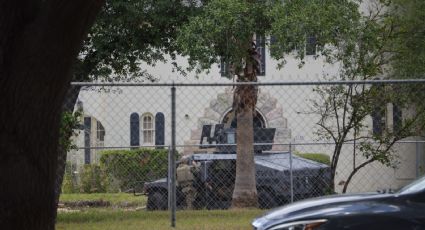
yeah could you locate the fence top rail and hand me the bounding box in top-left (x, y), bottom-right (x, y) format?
top-left (74, 140), bottom-right (425, 149)
top-left (71, 79), bottom-right (425, 87)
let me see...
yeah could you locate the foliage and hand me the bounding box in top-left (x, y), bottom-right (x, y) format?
top-left (61, 149), bottom-right (169, 194)
top-left (296, 153), bottom-right (331, 166)
top-left (62, 162), bottom-right (79, 194)
top-left (63, 163), bottom-right (107, 194)
top-left (268, 0), bottom-right (361, 68)
top-left (177, 0), bottom-right (271, 76)
top-left (99, 148), bottom-right (169, 192)
top-left (176, 0), bottom-right (366, 74)
top-left (59, 110), bottom-right (82, 152)
top-left (388, 0), bottom-right (425, 78)
top-left (75, 0), bottom-right (203, 82)
top-left (80, 164), bottom-right (107, 193)
top-left (309, 82), bottom-right (425, 193)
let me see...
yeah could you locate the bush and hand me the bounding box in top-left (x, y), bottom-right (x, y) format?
top-left (99, 148), bottom-right (169, 192)
top-left (294, 152), bottom-right (334, 195)
top-left (296, 152), bottom-right (331, 165)
top-left (80, 164), bottom-right (107, 193)
top-left (62, 162), bottom-right (78, 194)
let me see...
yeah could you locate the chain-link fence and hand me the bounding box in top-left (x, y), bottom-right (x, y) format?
top-left (62, 80), bottom-right (425, 225)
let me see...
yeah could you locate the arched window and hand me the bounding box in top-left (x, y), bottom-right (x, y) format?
top-left (96, 121), bottom-right (105, 143)
top-left (221, 109), bottom-right (266, 129)
top-left (142, 113), bottom-right (155, 145)
top-left (83, 116), bottom-right (106, 164)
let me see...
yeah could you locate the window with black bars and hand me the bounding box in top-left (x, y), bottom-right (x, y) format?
top-left (220, 57), bottom-right (229, 77)
top-left (220, 34), bottom-right (266, 77)
top-left (96, 121), bottom-right (105, 142)
top-left (306, 35), bottom-right (317, 56)
top-left (256, 34), bottom-right (266, 76)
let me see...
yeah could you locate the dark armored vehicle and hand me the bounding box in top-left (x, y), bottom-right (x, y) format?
top-left (143, 125), bottom-right (331, 210)
top-left (143, 152), bottom-right (332, 210)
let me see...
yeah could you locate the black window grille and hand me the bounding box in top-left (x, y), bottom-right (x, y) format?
top-left (256, 34), bottom-right (266, 76)
top-left (306, 35), bottom-right (317, 56)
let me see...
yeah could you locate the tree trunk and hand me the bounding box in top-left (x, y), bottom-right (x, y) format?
top-left (0, 1), bottom-right (103, 229)
top-left (232, 93), bottom-right (258, 207)
top-left (330, 141), bottom-right (344, 191)
top-left (231, 41), bottom-right (259, 207)
top-left (54, 58), bottom-right (94, 208)
top-left (342, 158), bottom-right (375, 193)
top-left (54, 85), bottom-right (82, 210)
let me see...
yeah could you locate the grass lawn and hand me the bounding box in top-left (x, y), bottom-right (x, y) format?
top-left (58, 193), bottom-right (265, 229)
top-left (56, 209), bottom-right (265, 230)
top-left (60, 193), bottom-right (147, 207)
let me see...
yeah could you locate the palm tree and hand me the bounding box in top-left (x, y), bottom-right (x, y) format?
top-left (176, 0), bottom-right (266, 207)
top-left (231, 41), bottom-right (260, 207)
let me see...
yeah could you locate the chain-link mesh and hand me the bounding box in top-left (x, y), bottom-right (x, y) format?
top-left (61, 80), bottom-right (425, 213)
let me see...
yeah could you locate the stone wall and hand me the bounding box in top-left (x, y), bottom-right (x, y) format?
top-left (183, 88), bottom-right (292, 155)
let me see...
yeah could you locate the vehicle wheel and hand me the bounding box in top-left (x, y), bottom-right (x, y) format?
top-left (147, 191), bottom-right (168, 210)
top-left (258, 188), bottom-right (276, 209)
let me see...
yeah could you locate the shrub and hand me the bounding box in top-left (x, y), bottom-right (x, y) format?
top-left (80, 164), bottom-right (106, 193)
top-left (62, 162), bottom-right (79, 194)
top-left (295, 153), bottom-right (334, 195)
top-left (99, 148), bottom-right (169, 192)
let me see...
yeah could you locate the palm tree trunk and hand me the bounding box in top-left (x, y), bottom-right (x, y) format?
top-left (232, 90), bottom-right (258, 207)
top-left (231, 40), bottom-right (259, 207)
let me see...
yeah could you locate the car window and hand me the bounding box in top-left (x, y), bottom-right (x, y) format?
top-left (399, 175), bottom-right (425, 194)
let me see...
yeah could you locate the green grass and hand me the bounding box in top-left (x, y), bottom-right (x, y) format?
top-left (295, 152), bottom-right (331, 165)
top-left (56, 209), bottom-right (264, 230)
top-left (60, 193), bottom-right (147, 207)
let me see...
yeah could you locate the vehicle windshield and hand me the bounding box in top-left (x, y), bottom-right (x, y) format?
top-left (398, 175), bottom-right (425, 194)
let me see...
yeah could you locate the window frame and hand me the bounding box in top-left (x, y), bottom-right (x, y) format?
top-left (96, 120), bottom-right (105, 143)
top-left (141, 113), bottom-right (155, 145)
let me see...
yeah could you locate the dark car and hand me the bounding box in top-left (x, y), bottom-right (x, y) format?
top-left (252, 175), bottom-right (425, 230)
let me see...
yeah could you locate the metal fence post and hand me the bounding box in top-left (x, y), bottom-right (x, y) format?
top-left (170, 84), bottom-right (176, 228)
top-left (416, 140), bottom-right (421, 178)
top-left (167, 145), bottom-right (172, 214)
top-left (289, 142), bottom-right (294, 203)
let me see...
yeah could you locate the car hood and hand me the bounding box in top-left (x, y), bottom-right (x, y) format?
top-left (253, 192), bottom-right (397, 228)
top-left (146, 178), bottom-right (167, 184)
top-left (143, 178), bottom-right (167, 191)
